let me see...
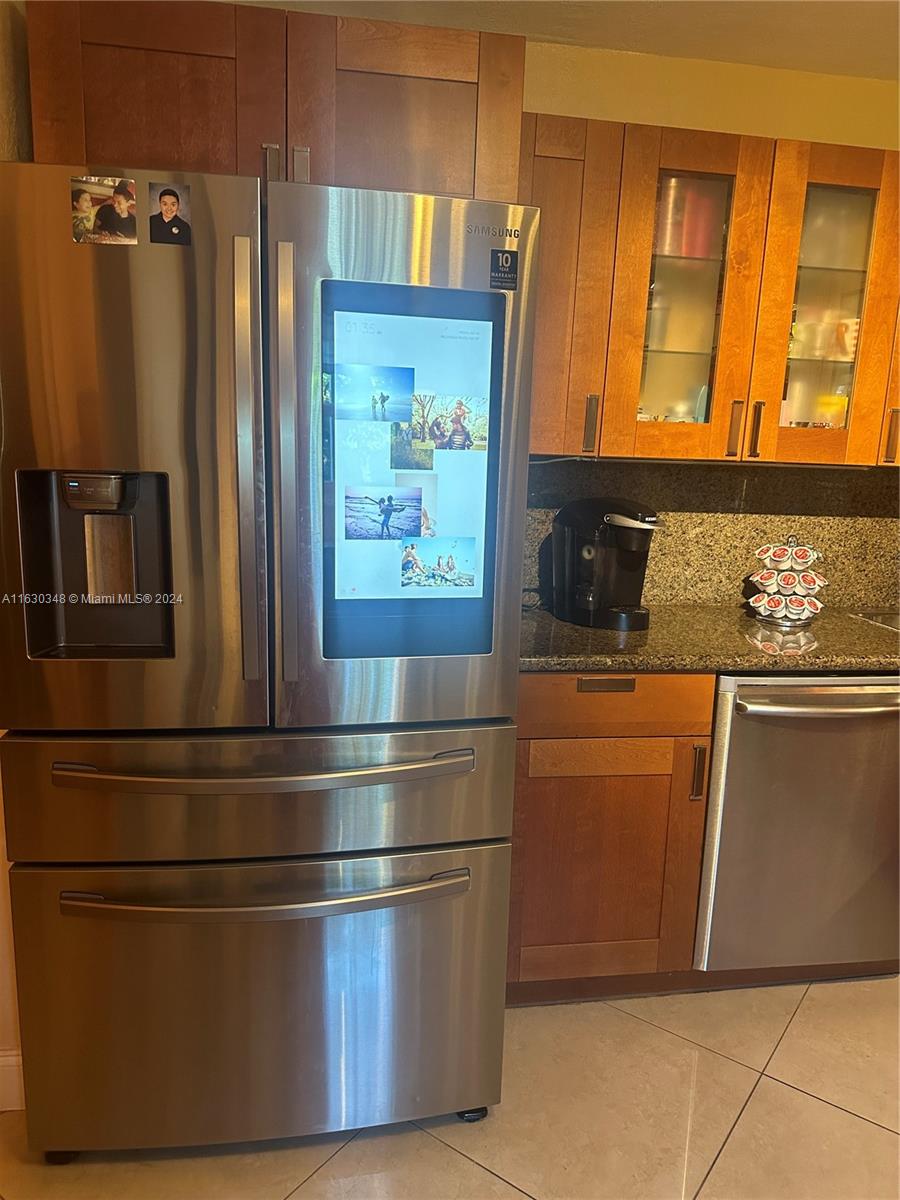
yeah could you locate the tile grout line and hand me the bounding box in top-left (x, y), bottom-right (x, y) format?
top-left (601, 998), bottom-right (777, 1073)
top-left (760, 1074), bottom-right (900, 1137)
top-left (280, 1128), bottom-right (363, 1200)
top-left (690, 983), bottom-right (812, 1200)
top-left (412, 1120), bottom-right (540, 1200)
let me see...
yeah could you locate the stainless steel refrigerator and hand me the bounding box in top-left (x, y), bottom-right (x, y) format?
top-left (0, 163), bottom-right (538, 1155)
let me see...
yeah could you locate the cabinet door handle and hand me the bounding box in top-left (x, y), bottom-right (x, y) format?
top-left (582, 394), bottom-right (601, 453)
top-left (292, 146), bottom-right (310, 184)
top-left (885, 408), bottom-right (900, 463)
top-left (689, 744), bottom-right (707, 801)
top-left (747, 401), bottom-right (764, 458)
top-left (262, 142), bottom-right (281, 182)
top-left (576, 676), bottom-right (636, 693)
top-left (726, 399), bottom-right (745, 456)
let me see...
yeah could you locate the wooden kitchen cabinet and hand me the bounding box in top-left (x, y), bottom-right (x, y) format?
top-left (601, 127), bottom-right (774, 460)
top-left (877, 310), bottom-right (900, 465)
top-left (746, 142), bottom-right (899, 465)
top-left (508, 674), bottom-right (715, 985)
top-left (518, 114), bottom-right (623, 455)
top-left (286, 14), bottom-right (525, 198)
top-left (27, 1), bottom-right (286, 176)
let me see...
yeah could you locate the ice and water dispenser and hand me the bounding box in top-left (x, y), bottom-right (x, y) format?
top-left (16, 471), bottom-right (173, 658)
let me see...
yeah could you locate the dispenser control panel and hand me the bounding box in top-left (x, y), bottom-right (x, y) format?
top-left (61, 473), bottom-right (125, 511)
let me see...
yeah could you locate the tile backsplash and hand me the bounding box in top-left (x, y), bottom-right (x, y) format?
top-left (524, 459), bottom-right (899, 609)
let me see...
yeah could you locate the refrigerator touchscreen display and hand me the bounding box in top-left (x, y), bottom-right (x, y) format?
top-left (321, 280), bottom-right (506, 660)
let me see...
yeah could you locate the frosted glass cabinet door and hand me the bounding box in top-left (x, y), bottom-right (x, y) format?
top-left (601, 127), bottom-right (774, 460)
top-left (747, 142), bottom-right (899, 465)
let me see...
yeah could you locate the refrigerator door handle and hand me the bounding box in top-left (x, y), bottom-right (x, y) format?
top-left (59, 869), bottom-right (471, 924)
top-left (233, 235), bottom-right (261, 681)
top-left (276, 240), bottom-right (300, 683)
top-left (51, 748), bottom-right (477, 794)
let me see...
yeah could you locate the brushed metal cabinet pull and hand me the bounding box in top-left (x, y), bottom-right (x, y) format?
top-left (292, 146), bottom-right (311, 184)
top-left (576, 677), bottom-right (636, 693)
top-left (233, 236), bottom-right (260, 682)
top-left (885, 408), bottom-right (900, 463)
top-left (726, 399), bottom-right (745, 456)
top-left (262, 142), bottom-right (281, 182)
top-left (690, 744), bottom-right (707, 801)
top-left (59, 869), bottom-right (471, 924)
top-left (747, 400), bottom-right (765, 458)
top-left (582, 394), bottom-right (601, 453)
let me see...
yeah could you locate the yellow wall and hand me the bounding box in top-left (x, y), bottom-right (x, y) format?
top-left (0, 0), bottom-right (30, 162)
top-left (525, 42), bottom-right (899, 149)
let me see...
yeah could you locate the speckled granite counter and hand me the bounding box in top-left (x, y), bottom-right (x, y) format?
top-left (519, 605), bottom-right (900, 674)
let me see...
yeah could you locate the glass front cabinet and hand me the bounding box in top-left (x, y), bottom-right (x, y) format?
top-left (743, 142), bottom-right (897, 464)
top-left (601, 127), bottom-right (775, 460)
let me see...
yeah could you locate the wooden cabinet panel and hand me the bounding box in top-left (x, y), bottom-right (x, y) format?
top-left (473, 33), bottom-right (525, 202)
top-left (27, 0), bottom-right (86, 163)
top-left (517, 673), bottom-right (715, 739)
top-left (79, 0), bottom-right (236, 57)
top-left (657, 737), bottom-right (711, 971)
top-left (535, 114), bottom-right (586, 159)
top-left (336, 16), bottom-right (479, 82)
top-left (520, 940), bottom-right (659, 982)
top-left (878, 310), bottom-right (900, 465)
top-left (81, 43), bottom-right (237, 175)
top-left (519, 773), bottom-right (671, 948)
top-left (334, 72), bottom-right (477, 195)
top-left (236, 4), bottom-right (286, 179)
top-left (748, 142), bottom-right (899, 465)
top-left (602, 125), bottom-right (773, 460)
top-left (286, 11), bottom-right (336, 184)
top-left (528, 738), bottom-right (674, 777)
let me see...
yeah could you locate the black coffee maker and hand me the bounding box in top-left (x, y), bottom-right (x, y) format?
top-left (550, 497), bottom-right (662, 631)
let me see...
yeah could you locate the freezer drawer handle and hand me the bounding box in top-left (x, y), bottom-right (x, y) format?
top-left (59, 869), bottom-right (471, 924)
top-left (735, 694), bottom-right (899, 719)
top-left (50, 749), bottom-right (476, 794)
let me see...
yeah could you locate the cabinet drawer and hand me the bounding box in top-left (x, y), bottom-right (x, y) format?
top-left (528, 738), bottom-right (674, 777)
top-left (517, 673), bottom-right (715, 738)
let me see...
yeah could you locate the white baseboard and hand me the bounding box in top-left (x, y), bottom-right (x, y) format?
top-left (0, 1048), bottom-right (24, 1111)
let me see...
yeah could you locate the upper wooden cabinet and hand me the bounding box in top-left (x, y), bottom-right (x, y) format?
top-left (27, 1), bottom-right (286, 176)
top-left (603, 128), bottom-right (774, 460)
top-left (26, 3), bottom-right (525, 200)
top-left (746, 143), bottom-right (899, 465)
top-left (518, 114), bottom-right (623, 455)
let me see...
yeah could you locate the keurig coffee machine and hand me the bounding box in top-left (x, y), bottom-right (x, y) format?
top-left (551, 497), bottom-right (663, 630)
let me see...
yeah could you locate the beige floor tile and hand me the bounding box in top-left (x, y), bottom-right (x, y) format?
top-left (0, 1109), bottom-right (351, 1200)
top-left (767, 976), bottom-right (899, 1131)
top-left (699, 1076), bottom-right (900, 1200)
top-left (608, 983), bottom-right (807, 1069)
top-left (421, 1000), bottom-right (757, 1200)
top-left (293, 1124), bottom-right (527, 1199)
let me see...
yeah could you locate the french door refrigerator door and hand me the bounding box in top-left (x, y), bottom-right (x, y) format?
top-left (12, 843), bottom-right (510, 1152)
top-left (268, 183), bottom-right (538, 728)
top-left (0, 164), bottom-right (267, 730)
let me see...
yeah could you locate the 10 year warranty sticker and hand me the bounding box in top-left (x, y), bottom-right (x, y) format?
top-left (490, 248), bottom-right (518, 291)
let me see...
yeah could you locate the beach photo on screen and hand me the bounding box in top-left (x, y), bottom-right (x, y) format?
top-left (344, 486), bottom-right (422, 540)
top-left (400, 537), bottom-right (476, 588)
top-left (335, 364), bottom-right (415, 422)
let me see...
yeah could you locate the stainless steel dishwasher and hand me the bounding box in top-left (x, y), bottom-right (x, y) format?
top-left (694, 675), bottom-right (899, 972)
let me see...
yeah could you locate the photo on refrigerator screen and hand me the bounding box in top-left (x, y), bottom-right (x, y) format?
top-left (149, 182), bottom-right (192, 245)
top-left (71, 177), bottom-right (137, 244)
top-left (395, 472), bottom-right (438, 538)
top-left (334, 364), bottom-right (415, 423)
top-left (390, 421), bottom-right (433, 471)
top-left (400, 537), bottom-right (476, 589)
top-left (344, 486), bottom-right (422, 540)
top-left (412, 395), bottom-right (489, 453)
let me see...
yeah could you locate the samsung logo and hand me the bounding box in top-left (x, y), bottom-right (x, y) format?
top-left (466, 224), bottom-right (520, 238)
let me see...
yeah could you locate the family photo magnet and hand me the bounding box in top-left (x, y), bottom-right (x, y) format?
top-left (149, 183), bottom-right (192, 245)
top-left (71, 177), bottom-right (137, 245)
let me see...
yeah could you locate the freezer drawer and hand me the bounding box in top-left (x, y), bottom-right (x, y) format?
top-left (11, 843), bottom-right (510, 1152)
top-left (1, 724), bottom-right (514, 862)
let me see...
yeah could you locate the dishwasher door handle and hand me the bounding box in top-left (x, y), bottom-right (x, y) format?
top-left (59, 870), bottom-right (471, 924)
top-left (735, 695), bottom-right (899, 718)
top-left (51, 749), bottom-right (476, 793)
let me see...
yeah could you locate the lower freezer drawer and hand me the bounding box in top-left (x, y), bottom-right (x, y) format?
top-left (11, 842), bottom-right (510, 1152)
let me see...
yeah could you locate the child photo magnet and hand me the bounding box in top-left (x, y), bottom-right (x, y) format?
top-left (149, 183), bottom-right (192, 245)
top-left (71, 177), bottom-right (137, 245)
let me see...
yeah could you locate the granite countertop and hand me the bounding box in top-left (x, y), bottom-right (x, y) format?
top-left (519, 604), bottom-right (900, 674)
